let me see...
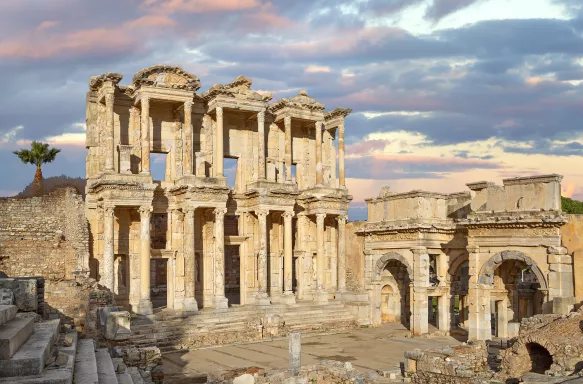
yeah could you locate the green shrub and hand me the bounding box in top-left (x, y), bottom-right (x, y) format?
top-left (561, 196), bottom-right (583, 214)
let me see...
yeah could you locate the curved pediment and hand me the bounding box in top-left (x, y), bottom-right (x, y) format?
top-left (132, 65), bottom-right (201, 92)
top-left (202, 75), bottom-right (273, 102)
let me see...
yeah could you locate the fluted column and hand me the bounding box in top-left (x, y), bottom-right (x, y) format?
top-left (257, 109), bottom-right (266, 181)
top-left (256, 209), bottom-right (271, 305)
top-left (104, 93), bottom-right (115, 172)
top-left (183, 101), bottom-right (193, 176)
top-left (284, 116), bottom-right (292, 183)
top-left (183, 207), bottom-right (198, 312)
top-left (336, 214), bottom-right (347, 296)
top-left (140, 96), bottom-right (151, 174)
top-left (102, 204), bottom-right (115, 291)
top-left (315, 212), bottom-right (328, 303)
top-left (283, 211), bottom-right (295, 303)
top-left (411, 246), bottom-right (429, 335)
top-left (338, 122), bottom-right (345, 187)
top-left (215, 107), bottom-right (224, 177)
top-left (315, 121), bottom-right (323, 186)
top-left (214, 207), bottom-right (228, 309)
top-left (137, 206), bottom-right (153, 315)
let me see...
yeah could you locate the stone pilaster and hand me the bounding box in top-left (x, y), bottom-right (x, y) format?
top-left (338, 122), bottom-right (345, 187)
top-left (215, 106), bottom-right (224, 177)
top-left (137, 206), bottom-right (153, 315)
top-left (496, 299), bottom-right (508, 338)
top-left (411, 246), bottom-right (429, 336)
top-left (104, 93), bottom-right (115, 172)
top-left (102, 204), bottom-right (115, 292)
top-left (336, 214), bottom-right (347, 297)
top-left (183, 207), bottom-right (198, 312)
top-left (257, 109), bottom-right (266, 181)
top-left (183, 101), bottom-right (193, 176)
top-left (547, 246), bottom-right (574, 299)
top-left (140, 96), bottom-right (150, 174)
top-left (284, 116), bottom-right (292, 183)
top-left (437, 295), bottom-right (450, 332)
top-left (467, 245), bottom-right (491, 341)
top-left (283, 211), bottom-right (295, 304)
top-left (315, 121), bottom-right (323, 186)
top-left (256, 209), bottom-right (271, 305)
top-left (315, 212), bottom-right (328, 303)
top-left (172, 209), bottom-right (185, 310)
top-left (214, 207), bottom-right (228, 309)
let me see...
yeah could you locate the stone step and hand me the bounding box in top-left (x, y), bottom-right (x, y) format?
top-left (95, 348), bottom-right (118, 384)
top-left (127, 367), bottom-right (144, 384)
top-left (0, 314), bottom-right (34, 360)
top-left (74, 339), bottom-right (99, 384)
top-left (0, 319), bottom-right (60, 378)
top-left (0, 305), bottom-right (17, 326)
top-left (116, 373), bottom-right (133, 384)
top-left (0, 330), bottom-right (78, 384)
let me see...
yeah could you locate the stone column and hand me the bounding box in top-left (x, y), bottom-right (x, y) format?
top-left (257, 109), bottom-right (266, 181)
top-left (215, 106), bottom-right (224, 177)
top-left (256, 209), bottom-right (271, 305)
top-left (104, 93), bottom-right (115, 172)
top-left (183, 207), bottom-right (198, 312)
top-left (167, 257), bottom-right (175, 310)
top-left (338, 122), bottom-right (345, 187)
top-left (103, 204), bottom-right (115, 292)
top-left (315, 121), bottom-right (323, 186)
top-left (284, 116), bottom-right (292, 183)
top-left (289, 333), bottom-right (301, 375)
top-left (183, 101), bottom-right (193, 176)
top-left (283, 211), bottom-right (295, 303)
top-left (315, 212), bottom-right (328, 303)
top-left (336, 214), bottom-right (347, 297)
top-left (137, 206), bottom-right (153, 315)
top-left (496, 299), bottom-right (508, 338)
top-left (437, 295), bottom-right (450, 332)
top-left (140, 96), bottom-right (151, 174)
top-left (411, 246), bottom-right (429, 335)
top-left (468, 245), bottom-right (491, 340)
top-left (548, 246), bottom-right (574, 299)
top-left (214, 207), bottom-right (229, 309)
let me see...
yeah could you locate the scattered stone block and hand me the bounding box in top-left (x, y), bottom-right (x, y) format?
top-left (104, 310), bottom-right (131, 340)
top-left (54, 351), bottom-right (69, 366)
top-left (233, 373), bottom-right (255, 384)
top-left (289, 332), bottom-right (301, 375)
top-left (0, 289), bottom-right (13, 306)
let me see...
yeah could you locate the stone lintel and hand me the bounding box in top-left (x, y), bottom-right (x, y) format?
top-left (134, 87), bottom-right (196, 105)
top-left (368, 190), bottom-right (452, 203)
top-left (466, 181), bottom-right (496, 191)
top-left (174, 175), bottom-right (228, 189)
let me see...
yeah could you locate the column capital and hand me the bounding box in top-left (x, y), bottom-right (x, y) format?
top-left (255, 209), bottom-right (269, 219)
top-left (139, 205), bottom-right (153, 219)
top-left (316, 212), bottom-right (326, 222)
top-left (214, 207), bottom-right (227, 218)
top-left (141, 95), bottom-right (150, 108)
top-left (184, 206), bottom-right (196, 216)
top-left (315, 120), bottom-right (323, 129)
top-left (282, 211), bottom-right (295, 222)
top-left (184, 100), bottom-right (193, 110)
top-left (284, 115), bottom-right (291, 125)
top-left (216, 106), bottom-right (223, 118)
top-left (103, 204), bottom-right (115, 217)
top-left (411, 246), bottom-right (428, 255)
top-left (258, 109), bottom-right (266, 120)
top-left (336, 214), bottom-right (348, 223)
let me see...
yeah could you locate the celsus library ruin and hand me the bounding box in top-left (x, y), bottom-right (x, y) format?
top-left (2, 64), bottom-right (583, 384)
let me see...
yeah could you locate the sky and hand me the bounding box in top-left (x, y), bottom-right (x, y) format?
top-left (0, 0), bottom-right (582, 221)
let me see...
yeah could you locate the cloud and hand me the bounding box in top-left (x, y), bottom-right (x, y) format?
top-left (425, 0), bottom-right (486, 22)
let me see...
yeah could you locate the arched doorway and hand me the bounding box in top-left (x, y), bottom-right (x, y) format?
top-left (450, 259), bottom-right (469, 327)
top-left (378, 257), bottom-right (411, 327)
top-left (479, 250), bottom-right (547, 338)
top-left (526, 342), bottom-right (553, 374)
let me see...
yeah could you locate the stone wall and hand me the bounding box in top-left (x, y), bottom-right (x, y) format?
top-left (346, 221), bottom-right (365, 291)
top-left (0, 187), bottom-right (89, 279)
top-left (560, 214), bottom-right (583, 298)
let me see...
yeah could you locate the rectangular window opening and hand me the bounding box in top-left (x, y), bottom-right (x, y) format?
top-left (224, 158), bottom-right (237, 189)
top-left (150, 153), bottom-right (168, 181)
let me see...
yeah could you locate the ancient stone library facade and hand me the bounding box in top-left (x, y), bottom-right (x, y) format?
top-left (1, 64), bottom-right (582, 346)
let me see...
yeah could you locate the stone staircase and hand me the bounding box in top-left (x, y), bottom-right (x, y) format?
top-left (0, 304), bottom-right (149, 384)
top-left (128, 301), bottom-right (359, 352)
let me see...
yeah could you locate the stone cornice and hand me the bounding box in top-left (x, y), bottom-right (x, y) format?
top-left (131, 65), bottom-right (201, 92)
top-left (502, 174), bottom-right (563, 186)
top-left (324, 108), bottom-right (352, 120)
top-left (89, 72), bottom-right (123, 91)
top-left (269, 90), bottom-right (326, 113)
top-left (87, 180), bottom-right (156, 193)
top-left (201, 76), bottom-right (273, 103)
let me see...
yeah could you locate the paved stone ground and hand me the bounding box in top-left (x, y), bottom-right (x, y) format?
top-left (162, 323), bottom-right (460, 379)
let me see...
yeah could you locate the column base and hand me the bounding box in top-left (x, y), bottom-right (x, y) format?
top-left (256, 293), bottom-right (271, 306)
top-left (214, 296), bottom-right (229, 309)
top-left (335, 290), bottom-right (348, 301)
top-left (282, 292), bottom-right (296, 304)
top-left (136, 299), bottom-right (153, 315)
top-left (173, 297), bottom-right (184, 311)
top-left (315, 290), bottom-right (329, 304)
top-left (183, 297), bottom-right (199, 313)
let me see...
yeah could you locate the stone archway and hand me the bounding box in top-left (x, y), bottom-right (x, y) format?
top-left (374, 252), bottom-right (412, 327)
top-left (374, 252), bottom-right (413, 282)
top-left (478, 250), bottom-right (547, 290)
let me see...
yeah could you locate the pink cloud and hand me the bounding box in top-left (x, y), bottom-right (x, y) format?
top-left (345, 140), bottom-right (388, 155)
top-left (143, 0), bottom-right (261, 14)
top-left (37, 20), bottom-right (60, 30)
top-left (240, 2), bottom-right (294, 30)
top-left (126, 15), bottom-right (175, 28)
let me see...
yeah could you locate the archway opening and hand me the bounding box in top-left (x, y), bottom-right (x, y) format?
top-left (380, 259), bottom-right (411, 328)
top-left (526, 342), bottom-right (553, 374)
top-left (451, 260), bottom-right (469, 328)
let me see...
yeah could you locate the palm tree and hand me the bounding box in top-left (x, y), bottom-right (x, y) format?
top-left (13, 141), bottom-right (61, 194)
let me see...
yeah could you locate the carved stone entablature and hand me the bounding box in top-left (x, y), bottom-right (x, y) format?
top-left (170, 185), bottom-right (230, 207)
top-left (458, 211), bottom-right (566, 228)
top-left (202, 76), bottom-right (273, 103)
top-left (468, 226), bottom-right (560, 238)
top-left (324, 108), bottom-right (352, 129)
top-left (235, 189), bottom-right (297, 211)
top-left (300, 196), bottom-right (350, 216)
top-left (88, 180), bottom-right (156, 206)
top-left (365, 189), bottom-right (453, 204)
top-left (89, 72), bottom-right (123, 91)
top-left (270, 90), bottom-right (326, 113)
top-left (361, 220), bottom-right (459, 236)
top-left (131, 65), bottom-right (201, 92)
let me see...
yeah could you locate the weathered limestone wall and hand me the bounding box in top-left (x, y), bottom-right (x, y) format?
top-left (346, 221), bottom-right (365, 291)
top-left (0, 187), bottom-right (89, 279)
top-left (560, 214), bottom-right (583, 298)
